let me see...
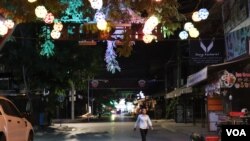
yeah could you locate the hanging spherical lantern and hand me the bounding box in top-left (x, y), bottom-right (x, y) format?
top-left (91, 80), bottom-right (99, 88)
top-left (51, 29), bottom-right (61, 39)
top-left (138, 80), bottom-right (146, 87)
top-left (28, 0), bottom-right (37, 3)
top-left (143, 34), bottom-right (156, 44)
top-left (53, 22), bottom-right (63, 32)
top-left (44, 13), bottom-right (55, 24)
top-left (35, 5), bottom-right (48, 19)
top-left (4, 19), bottom-right (15, 29)
top-left (184, 22), bottom-right (194, 32)
top-left (192, 11), bottom-right (201, 22)
top-left (179, 30), bottom-right (189, 40)
top-left (94, 11), bottom-right (106, 22)
top-left (143, 16), bottom-right (159, 35)
top-left (0, 24), bottom-right (8, 36)
top-left (89, 0), bottom-right (103, 10)
top-left (97, 19), bottom-right (107, 31)
top-left (199, 8), bottom-right (209, 20)
top-left (189, 27), bottom-right (199, 38)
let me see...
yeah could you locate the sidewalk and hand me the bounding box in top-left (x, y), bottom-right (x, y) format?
top-left (156, 119), bottom-right (218, 137)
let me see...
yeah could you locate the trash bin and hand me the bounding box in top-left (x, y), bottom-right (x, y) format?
top-left (205, 136), bottom-right (219, 141)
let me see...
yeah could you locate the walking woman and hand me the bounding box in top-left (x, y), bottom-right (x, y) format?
top-left (134, 108), bottom-right (153, 141)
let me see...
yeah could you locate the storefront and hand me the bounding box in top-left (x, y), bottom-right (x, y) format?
top-left (187, 56), bottom-right (250, 131)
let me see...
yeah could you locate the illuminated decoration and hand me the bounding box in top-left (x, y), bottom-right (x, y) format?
top-left (189, 27), bottom-right (199, 38)
top-left (0, 24), bottom-right (8, 36)
top-left (50, 29), bottom-right (61, 39)
top-left (28, 0), bottom-right (37, 3)
top-left (143, 15), bottom-right (159, 34)
top-left (143, 34), bottom-right (157, 44)
top-left (60, 0), bottom-right (85, 23)
top-left (94, 11), bottom-right (106, 22)
top-left (44, 13), bottom-right (55, 24)
top-left (137, 91), bottom-right (145, 99)
top-left (97, 19), bottom-right (107, 31)
top-left (105, 40), bottom-right (121, 74)
top-left (40, 40), bottom-right (55, 57)
top-left (91, 80), bottom-right (99, 88)
top-left (184, 22), bottom-right (194, 32)
top-left (192, 11), bottom-right (201, 22)
top-left (53, 21), bottom-right (63, 31)
top-left (155, 0), bottom-right (162, 2)
top-left (179, 30), bottom-right (188, 40)
top-left (138, 79), bottom-right (146, 87)
top-left (4, 19), bottom-right (15, 29)
top-left (89, 0), bottom-right (103, 10)
top-left (198, 8), bottom-right (209, 20)
top-left (35, 5), bottom-right (48, 19)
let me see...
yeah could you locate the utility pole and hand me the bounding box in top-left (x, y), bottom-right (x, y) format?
top-left (71, 90), bottom-right (75, 120)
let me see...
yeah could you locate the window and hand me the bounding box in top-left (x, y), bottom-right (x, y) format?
top-left (0, 99), bottom-right (21, 117)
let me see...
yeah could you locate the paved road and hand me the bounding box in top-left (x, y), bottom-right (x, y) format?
top-left (34, 121), bottom-right (189, 141)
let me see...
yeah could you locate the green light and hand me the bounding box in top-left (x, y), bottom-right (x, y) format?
top-left (40, 40), bottom-right (55, 58)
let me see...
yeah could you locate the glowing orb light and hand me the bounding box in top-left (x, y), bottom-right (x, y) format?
top-left (97, 19), bottom-right (107, 31)
top-left (89, 0), bottom-right (103, 10)
top-left (192, 11), bottom-right (201, 22)
top-left (51, 29), bottom-right (61, 39)
top-left (0, 24), bottom-right (8, 36)
top-left (44, 13), bottom-right (55, 24)
top-left (143, 34), bottom-right (156, 44)
top-left (28, 0), bottom-right (37, 3)
top-left (94, 11), bottom-right (106, 22)
top-left (189, 28), bottom-right (199, 38)
top-left (143, 15), bottom-right (159, 34)
top-left (53, 22), bottom-right (63, 31)
top-left (184, 22), bottom-right (194, 32)
top-left (4, 19), bottom-right (15, 29)
top-left (199, 8), bottom-right (209, 20)
top-left (35, 5), bottom-right (48, 19)
top-left (179, 30), bottom-right (189, 40)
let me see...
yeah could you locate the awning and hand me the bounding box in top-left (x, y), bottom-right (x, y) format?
top-left (165, 86), bottom-right (192, 99)
top-left (187, 56), bottom-right (250, 87)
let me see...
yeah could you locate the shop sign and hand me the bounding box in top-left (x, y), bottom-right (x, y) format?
top-left (187, 67), bottom-right (207, 87)
top-left (205, 81), bottom-right (220, 96)
top-left (189, 38), bottom-right (224, 66)
top-left (220, 70), bottom-right (250, 89)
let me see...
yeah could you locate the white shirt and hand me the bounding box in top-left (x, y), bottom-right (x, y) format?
top-left (134, 114), bottom-right (153, 129)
